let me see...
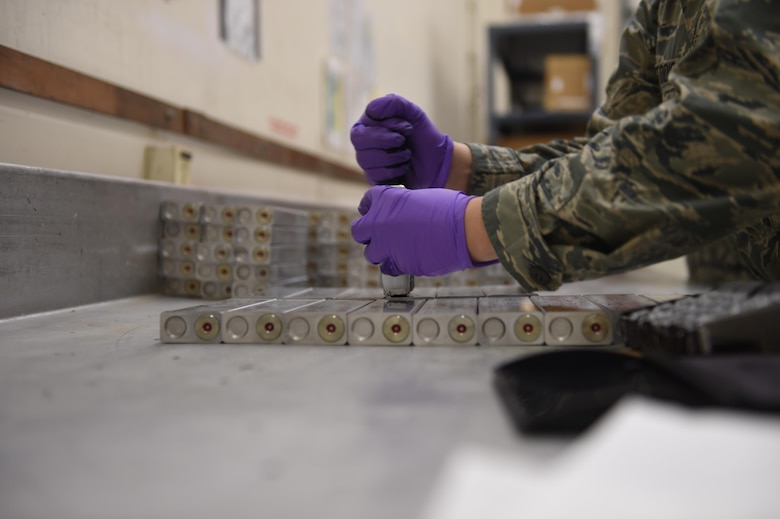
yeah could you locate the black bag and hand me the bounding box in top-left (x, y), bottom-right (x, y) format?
top-left (493, 349), bottom-right (780, 435)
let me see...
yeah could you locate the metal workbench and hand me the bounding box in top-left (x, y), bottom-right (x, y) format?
top-left (0, 294), bottom-right (560, 519)
top-left (0, 163), bottom-right (698, 518)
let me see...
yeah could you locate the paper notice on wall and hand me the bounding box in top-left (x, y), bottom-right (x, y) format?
top-left (324, 57), bottom-right (347, 150)
top-left (329, 0), bottom-right (348, 58)
top-left (347, 2), bottom-right (375, 136)
top-left (326, 0), bottom-right (374, 151)
top-left (220, 0), bottom-right (260, 61)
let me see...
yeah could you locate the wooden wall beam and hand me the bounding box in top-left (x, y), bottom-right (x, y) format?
top-left (0, 45), bottom-right (363, 183)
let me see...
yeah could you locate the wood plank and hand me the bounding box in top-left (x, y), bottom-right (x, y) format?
top-left (0, 45), bottom-right (363, 182)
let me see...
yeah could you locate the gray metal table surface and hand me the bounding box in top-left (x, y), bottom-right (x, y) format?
top-left (0, 294), bottom-right (569, 519)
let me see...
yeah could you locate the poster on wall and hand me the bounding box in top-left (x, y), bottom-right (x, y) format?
top-left (324, 0), bottom-right (375, 151)
top-left (220, 0), bottom-right (261, 61)
top-left (324, 57), bottom-right (346, 149)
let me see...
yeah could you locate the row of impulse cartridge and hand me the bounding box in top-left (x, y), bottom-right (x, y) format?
top-left (160, 287), bottom-right (663, 347)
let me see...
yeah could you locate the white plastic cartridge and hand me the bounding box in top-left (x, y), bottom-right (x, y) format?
top-left (531, 295), bottom-right (613, 346)
top-left (160, 298), bottom-right (272, 344)
top-left (160, 201), bottom-right (201, 222)
top-left (195, 262), bottom-right (234, 282)
top-left (347, 299), bottom-right (426, 346)
top-left (412, 297), bottom-right (479, 346)
top-left (201, 223), bottom-right (235, 244)
top-left (199, 281), bottom-right (233, 300)
top-left (221, 299), bottom-right (323, 344)
top-left (283, 299), bottom-right (372, 345)
top-left (585, 294), bottom-right (657, 344)
top-left (158, 239), bottom-right (199, 260)
top-left (163, 221), bottom-right (201, 241)
top-left (201, 204), bottom-right (237, 225)
top-left (162, 278), bottom-right (202, 298)
top-left (194, 243), bottom-right (233, 263)
top-left (477, 296), bottom-right (545, 346)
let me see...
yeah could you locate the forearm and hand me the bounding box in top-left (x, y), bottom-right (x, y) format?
top-left (444, 142), bottom-right (473, 192)
top-left (464, 197), bottom-right (497, 263)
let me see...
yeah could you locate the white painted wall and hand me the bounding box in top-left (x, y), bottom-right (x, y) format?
top-left (0, 0), bottom-right (381, 206)
top-left (0, 0), bottom-right (628, 197)
top-left (0, 0), bottom-right (686, 279)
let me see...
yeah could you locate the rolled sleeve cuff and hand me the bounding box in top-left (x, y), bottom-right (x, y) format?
top-left (466, 143), bottom-right (527, 196)
top-left (481, 176), bottom-right (565, 291)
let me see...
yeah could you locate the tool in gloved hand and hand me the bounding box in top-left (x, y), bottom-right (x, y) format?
top-left (351, 186), bottom-right (485, 278)
top-left (350, 94), bottom-right (454, 189)
top-left (381, 273), bottom-right (415, 298)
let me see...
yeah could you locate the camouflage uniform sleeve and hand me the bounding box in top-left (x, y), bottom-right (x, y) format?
top-left (466, 138), bottom-right (588, 196)
top-left (480, 0), bottom-right (780, 291)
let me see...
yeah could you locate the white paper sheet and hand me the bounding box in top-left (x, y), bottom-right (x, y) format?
top-left (423, 397), bottom-right (780, 519)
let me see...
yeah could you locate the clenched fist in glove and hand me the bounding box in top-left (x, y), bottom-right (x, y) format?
top-left (352, 186), bottom-right (493, 277)
top-left (350, 94), bottom-right (454, 189)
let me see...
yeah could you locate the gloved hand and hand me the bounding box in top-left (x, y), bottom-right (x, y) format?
top-left (350, 94), bottom-right (454, 189)
top-left (351, 186), bottom-right (476, 277)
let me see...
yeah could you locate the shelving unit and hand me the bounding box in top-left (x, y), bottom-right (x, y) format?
top-left (487, 19), bottom-right (599, 146)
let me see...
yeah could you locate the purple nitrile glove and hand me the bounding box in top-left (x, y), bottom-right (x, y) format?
top-left (350, 94), bottom-right (454, 189)
top-left (351, 186), bottom-right (476, 277)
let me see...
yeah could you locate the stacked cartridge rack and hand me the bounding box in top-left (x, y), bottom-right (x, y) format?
top-left (158, 201), bottom-right (310, 299)
top-left (158, 201), bottom-right (522, 299)
top-left (306, 209), bottom-right (377, 288)
top-left (159, 288), bottom-right (656, 346)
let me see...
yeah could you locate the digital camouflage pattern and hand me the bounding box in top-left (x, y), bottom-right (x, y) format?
top-left (471, 0), bottom-right (780, 291)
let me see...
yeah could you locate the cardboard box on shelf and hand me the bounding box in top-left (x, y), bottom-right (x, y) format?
top-left (543, 54), bottom-right (592, 112)
top-left (515, 0), bottom-right (597, 15)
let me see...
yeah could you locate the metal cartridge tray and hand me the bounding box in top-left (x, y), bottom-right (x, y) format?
top-left (334, 287), bottom-right (386, 300)
top-left (232, 277), bottom-right (310, 298)
top-left (435, 286), bottom-right (486, 298)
